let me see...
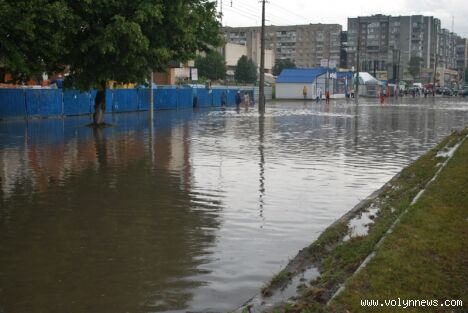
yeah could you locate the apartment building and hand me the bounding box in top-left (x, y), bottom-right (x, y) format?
top-left (346, 14), bottom-right (459, 81)
top-left (438, 28), bottom-right (457, 69)
top-left (456, 36), bottom-right (468, 72)
top-left (222, 24), bottom-right (342, 69)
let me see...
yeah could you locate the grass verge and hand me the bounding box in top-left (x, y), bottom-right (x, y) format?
top-left (258, 128), bottom-right (467, 312)
top-left (328, 132), bottom-right (468, 312)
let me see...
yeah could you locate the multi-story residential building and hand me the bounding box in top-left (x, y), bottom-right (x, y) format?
top-left (456, 36), bottom-right (468, 72)
top-left (340, 31), bottom-right (348, 68)
top-left (346, 14), bottom-right (459, 82)
top-left (438, 28), bottom-right (457, 69)
top-left (222, 24), bottom-right (342, 69)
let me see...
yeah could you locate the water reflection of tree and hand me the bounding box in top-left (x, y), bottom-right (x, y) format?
top-left (0, 122), bottom-right (221, 313)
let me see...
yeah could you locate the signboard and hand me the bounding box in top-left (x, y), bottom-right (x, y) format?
top-left (191, 68), bottom-right (198, 81)
top-left (329, 72), bottom-right (337, 79)
top-left (187, 60), bottom-right (195, 67)
top-left (320, 59), bottom-right (337, 69)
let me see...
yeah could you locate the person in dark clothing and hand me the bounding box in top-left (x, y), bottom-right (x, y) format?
top-left (221, 91), bottom-right (227, 107)
top-left (235, 91), bottom-right (242, 106)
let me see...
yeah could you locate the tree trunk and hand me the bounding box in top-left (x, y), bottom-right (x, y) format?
top-left (93, 81), bottom-right (106, 126)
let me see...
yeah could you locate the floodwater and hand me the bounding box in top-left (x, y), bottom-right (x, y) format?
top-left (0, 97), bottom-right (467, 313)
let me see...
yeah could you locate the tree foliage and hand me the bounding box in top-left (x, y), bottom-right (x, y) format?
top-left (272, 58), bottom-right (296, 76)
top-left (234, 55), bottom-right (256, 84)
top-left (0, 0), bottom-right (222, 89)
top-left (195, 50), bottom-right (226, 81)
top-left (408, 56), bottom-right (423, 80)
top-left (0, 0), bottom-right (71, 82)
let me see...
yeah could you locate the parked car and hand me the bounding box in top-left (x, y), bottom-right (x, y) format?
top-left (443, 87), bottom-right (454, 96)
top-left (458, 86), bottom-right (468, 96)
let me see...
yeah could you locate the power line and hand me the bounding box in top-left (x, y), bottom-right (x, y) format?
top-left (268, 0), bottom-right (311, 24)
top-left (223, 2), bottom-right (289, 26)
top-left (221, 3), bottom-right (260, 24)
top-left (226, 0), bottom-right (301, 26)
top-left (232, 1), bottom-right (294, 25)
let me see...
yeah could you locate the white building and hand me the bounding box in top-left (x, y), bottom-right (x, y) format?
top-left (276, 68), bottom-right (329, 99)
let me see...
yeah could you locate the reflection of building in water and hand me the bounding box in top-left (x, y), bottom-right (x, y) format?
top-left (0, 148), bottom-right (30, 198)
top-left (167, 124), bottom-right (193, 190)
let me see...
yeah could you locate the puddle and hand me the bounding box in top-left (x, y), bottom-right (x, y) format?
top-left (235, 267), bottom-right (320, 313)
top-left (436, 142), bottom-right (462, 158)
top-left (344, 205), bottom-right (380, 241)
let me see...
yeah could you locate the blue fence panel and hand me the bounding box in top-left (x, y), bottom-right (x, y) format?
top-left (155, 89), bottom-right (178, 110)
top-left (250, 89), bottom-right (256, 104)
top-left (105, 90), bottom-right (113, 113)
top-left (26, 89), bottom-right (62, 117)
top-left (0, 89), bottom-right (26, 118)
top-left (110, 89), bottom-right (139, 113)
top-left (227, 90), bottom-right (238, 106)
top-left (196, 89), bottom-right (212, 107)
top-left (137, 88), bottom-right (150, 111)
top-left (177, 88), bottom-right (193, 109)
top-left (63, 90), bottom-right (93, 116)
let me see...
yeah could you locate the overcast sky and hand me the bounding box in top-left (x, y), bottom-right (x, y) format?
top-left (219, 0), bottom-right (468, 38)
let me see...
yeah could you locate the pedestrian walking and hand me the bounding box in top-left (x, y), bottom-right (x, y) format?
top-left (243, 92), bottom-right (250, 108)
top-left (302, 85), bottom-right (308, 100)
top-left (221, 91), bottom-right (227, 107)
top-left (379, 90), bottom-right (385, 105)
top-left (325, 90), bottom-right (330, 104)
top-left (235, 91), bottom-right (242, 107)
top-left (315, 87), bottom-right (323, 103)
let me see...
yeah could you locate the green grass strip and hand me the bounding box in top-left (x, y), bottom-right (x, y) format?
top-left (328, 134), bottom-right (468, 312)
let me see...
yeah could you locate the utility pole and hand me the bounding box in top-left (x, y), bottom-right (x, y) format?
top-left (355, 17), bottom-right (361, 104)
top-left (433, 53), bottom-right (438, 95)
top-left (149, 71), bottom-right (154, 121)
top-left (258, 0), bottom-right (266, 112)
top-left (397, 49), bottom-right (401, 96)
top-left (217, 0), bottom-right (223, 25)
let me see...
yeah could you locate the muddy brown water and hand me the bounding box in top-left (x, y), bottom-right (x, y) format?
top-left (0, 98), bottom-right (467, 312)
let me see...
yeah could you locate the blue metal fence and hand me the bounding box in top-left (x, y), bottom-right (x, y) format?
top-left (196, 89), bottom-right (212, 107)
top-left (26, 89), bottom-right (62, 117)
top-left (63, 90), bottom-right (93, 116)
top-left (177, 88), bottom-right (193, 110)
top-left (0, 89), bottom-right (26, 118)
top-left (155, 89), bottom-right (178, 110)
top-left (0, 87), bottom-right (247, 119)
top-left (227, 90), bottom-right (238, 106)
top-left (109, 89), bottom-right (139, 113)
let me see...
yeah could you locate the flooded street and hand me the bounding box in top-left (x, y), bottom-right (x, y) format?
top-left (0, 98), bottom-right (467, 313)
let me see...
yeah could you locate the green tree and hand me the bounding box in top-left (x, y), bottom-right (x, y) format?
top-left (195, 50), bottom-right (226, 81)
top-left (272, 58), bottom-right (296, 76)
top-left (408, 56), bottom-right (423, 80)
top-left (0, 0), bottom-right (71, 82)
top-left (0, 0), bottom-right (221, 125)
top-left (234, 55), bottom-right (256, 84)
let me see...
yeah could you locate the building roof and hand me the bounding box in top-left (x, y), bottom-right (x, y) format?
top-left (276, 68), bottom-right (327, 84)
top-left (355, 72), bottom-right (381, 85)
